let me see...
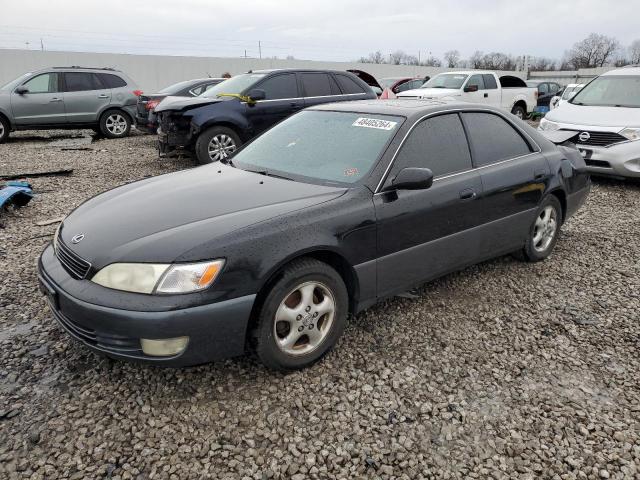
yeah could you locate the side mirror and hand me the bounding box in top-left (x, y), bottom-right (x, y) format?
top-left (246, 89), bottom-right (266, 101)
top-left (15, 86), bottom-right (28, 95)
top-left (388, 167), bottom-right (434, 191)
top-left (464, 84), bottom-right (479, 93)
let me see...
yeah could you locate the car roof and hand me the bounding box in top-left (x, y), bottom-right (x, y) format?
top-left (249, 68), bottom-right (358, 75)
top-left (603, 66), bottom-right (640, 76)
top-left (29, 66), bottom-right (124, 75)
top-left (308, 99), bottom-right (500, 119)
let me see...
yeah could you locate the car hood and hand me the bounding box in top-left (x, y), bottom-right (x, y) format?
top-left (60, 164), bottom-right (346, 267)
top-left (154, 95), bottom-right (224, 113)
top-left (397, 88), bottom-right (460, 98)
top-left (546, 101), bottom-right (640, 128)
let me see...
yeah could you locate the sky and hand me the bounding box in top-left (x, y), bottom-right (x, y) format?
top-left (1, 0), bottom-right (639, 62)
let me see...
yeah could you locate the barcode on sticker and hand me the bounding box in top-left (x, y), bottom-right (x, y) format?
top-left (352, 117), bottom-right (397, 130)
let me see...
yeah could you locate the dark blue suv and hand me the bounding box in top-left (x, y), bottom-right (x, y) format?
top-left (154, 69), bottom-right (377, 164)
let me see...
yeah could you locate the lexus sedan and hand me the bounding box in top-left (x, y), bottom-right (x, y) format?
top-left (38, 101), bottom-right (590, 371)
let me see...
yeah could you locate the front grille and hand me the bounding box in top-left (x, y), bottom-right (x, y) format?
top-left (51, 306), bottom-right (144, 356)
top-left (55, 235), bottom-right (91, 280)
top-left (564, 130), bottom-right (628, 147)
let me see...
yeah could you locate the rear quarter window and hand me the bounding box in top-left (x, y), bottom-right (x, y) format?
top-left (97, 73), bottom-right (127, 88)
top-left (462, 112), bottom-right (532, 167)
top-left (334, 74), bottom-right (366, 95)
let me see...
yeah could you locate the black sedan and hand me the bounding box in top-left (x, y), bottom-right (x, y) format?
top-left (38, 101), bottom-right (590, 371)
top-left (135, 78), bottom-right (225, 134)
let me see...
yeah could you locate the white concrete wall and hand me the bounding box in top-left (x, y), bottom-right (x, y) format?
top-left (528, 66), bottom-right (614, 85)
top-left (0, 49), bottom-right (524, 92)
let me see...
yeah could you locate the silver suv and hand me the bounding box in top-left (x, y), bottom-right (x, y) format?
top-left (0, 66), bottom-right (140, 143)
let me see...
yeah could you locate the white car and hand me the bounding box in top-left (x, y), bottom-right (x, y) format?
top-left (397, 70), bottom-right (537, 119)
top-left (540, 66), bottom-right (640, 179)
top-left (550, 83), bottom-right (584, 110)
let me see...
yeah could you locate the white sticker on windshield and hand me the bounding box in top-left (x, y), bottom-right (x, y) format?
top-left (352, 117), bottom-right (398, 130)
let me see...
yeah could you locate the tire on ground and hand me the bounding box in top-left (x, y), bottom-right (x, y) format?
top-left (0, 115), bottom-right (10, 144)
top-left (99, 109), bottom-right (132, 139)
top-left (511, 104), bottom-right (526, 120)
top-left (194, 126), bottom-right (241, 165)
top-left (517, 194), bottom-right (563, 262)
top-left (251, 258), bottom-right (349, 371)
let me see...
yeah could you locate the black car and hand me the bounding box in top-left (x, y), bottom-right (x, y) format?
top-left (527, 81), bottom-right (563, 108)
top-left (38, 101), bottom-right (590, 371)
top-left (135, 78), bottom-right (225, 134)
top-left (154, 69), bottom-right (377, 164)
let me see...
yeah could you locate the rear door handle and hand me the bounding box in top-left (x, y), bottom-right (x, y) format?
top-left (49, 98), bottom-right (62, 103)
top-left (98, 94), bottom-right (110, 99)
top-left (534, 169), bottom-right (546, 180)
top-left (459, 188), bottom-right (477, 200)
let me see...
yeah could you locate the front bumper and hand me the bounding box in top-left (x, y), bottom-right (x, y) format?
top-left (38, 245), bottom-right (256, 367)
top-left (576, 141), bottom-right (640, 178)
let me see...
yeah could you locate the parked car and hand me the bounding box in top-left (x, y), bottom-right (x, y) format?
top-left (0, 66), bottom-right (141, 143)
top-left (155, 69), bottom-right (377, 164)
top-left (539, 66), bottom-right (640, 178)
top-left (397, 71), bottom-right (537, 119)
top-left (38, 100), bottom-right (590, 370)
top-left (135, 78), bottom-right (225, 134)
top-left (526, 80), bottom-right (563, 108)
top-left (550, 83), bottom-right (584, 110)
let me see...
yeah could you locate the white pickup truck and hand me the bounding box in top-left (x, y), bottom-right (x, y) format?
top-left (397, 71), bottom-right (537, 119)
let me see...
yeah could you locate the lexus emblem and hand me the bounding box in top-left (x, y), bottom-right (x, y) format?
top-left (71, 234), bottom-right (85, 244)
top-left (578, 131), bottom-right (591, 142)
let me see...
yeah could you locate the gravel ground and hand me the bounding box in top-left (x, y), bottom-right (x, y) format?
top-left (0, 127), bottom-right (639, 479)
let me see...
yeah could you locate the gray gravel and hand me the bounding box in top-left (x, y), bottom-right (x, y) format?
top-left (1, 128), bottom-right (639, 479)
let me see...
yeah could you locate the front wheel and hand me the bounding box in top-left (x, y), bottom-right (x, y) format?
top-left (518, 195), bottom-right (562, 262)
top-left (195, 126), bottom-right (241, 164)
top-left (252, 259), bottom-right (349, 371)
top-left (99, 110), bottom-right (131, 139)
top-left (511, 105), bottom-right (526, 120)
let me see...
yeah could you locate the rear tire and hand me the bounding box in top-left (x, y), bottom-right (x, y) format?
top-left (195, 126), bottom-right (241, 164)
top-left (99, 109), bottom-right (131, 139)
top-left (0, 116), bottom-right (10, 144)
top-left (517, 195), bottom-right (562, 262)
top-left (511, 105), bottom-right (526, 120)
top-left (252, 258), bottom-right (349, 371)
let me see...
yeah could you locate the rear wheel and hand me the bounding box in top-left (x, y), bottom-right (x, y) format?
top-left (0, 116), bottom-right (9, 143)
top-left (252, 258), bottom-right (349, 371)
top-left (518, 195), bottom-right (562, 262)
top-left (511, 105), bottom-right (526, 120)
top-left (195, 126), bottom-right (241, 164)
top-left (99, 110), bottom-right (131, 139)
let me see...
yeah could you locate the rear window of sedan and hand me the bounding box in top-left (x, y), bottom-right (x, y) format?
top-left (233, 110), bottom-right (404, 185)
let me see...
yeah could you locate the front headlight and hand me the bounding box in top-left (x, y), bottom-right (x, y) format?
top-left (91, 259), bottom-right (224, 294)
top-left (539, 119), bottom-right (560, 131)
top-left (619, 128), bottom-right (640, 141)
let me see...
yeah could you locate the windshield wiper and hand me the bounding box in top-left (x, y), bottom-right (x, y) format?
top-left (244, 168), bottom-right (293, 181)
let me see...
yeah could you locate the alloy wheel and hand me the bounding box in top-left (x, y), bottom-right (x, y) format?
top-left (273, 281), bottom-right (336, 356)
top-left (207, 134), bottom-right (237, 161)
top-left (532, 205), bottom-right (558, 252)
top-left (0, 122), bottom-right (4, 139)
top-left (105, 114), bottom-right (128, 136)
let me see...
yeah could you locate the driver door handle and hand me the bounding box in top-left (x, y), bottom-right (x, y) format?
top-left (49, 97), bottom-right (62, 103)
top-left (98, 94), bottom-right (110, 99)
top-left (484, 93), bottom-right (489, 98)
top-left (459, 188), bottom-right (477, 200)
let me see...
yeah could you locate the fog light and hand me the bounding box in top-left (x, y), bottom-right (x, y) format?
top-left (141, 337), bottom-right (189, 357)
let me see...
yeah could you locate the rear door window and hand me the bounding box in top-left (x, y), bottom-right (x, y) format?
top-left (462, 112), bottom-right (532, 167)
top-left (256, 73), bottom-right (298, 100)
top-left (389, 113), bottom-right (472, 179)
top-left (301, 73), bottom-right (335, 97)
top-left (334, 74), bottom-right (366, 94)
top-left (64, 72), bottom-right (99, 92)
top-left (22, 73), bottom-right (59, 93)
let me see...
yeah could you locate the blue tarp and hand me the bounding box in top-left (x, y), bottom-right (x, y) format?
top-left (0, 181), bottom-right (33, 211)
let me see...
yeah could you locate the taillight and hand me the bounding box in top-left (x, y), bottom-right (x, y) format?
top-left (133, 90), bottom-right (143, 97)
top-left (146, 100), bottom-right (160, 110)
top-left (534, 90), bottom-right (538, 99)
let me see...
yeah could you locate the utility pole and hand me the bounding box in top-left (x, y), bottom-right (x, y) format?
top-left (40, 38), bottom-right (44, 51)
top-left (25, 41), bottom-right (30, 50)
top-left (258, 41), bottom-right (262, 59)
top-left (418, 50), bottom-right (421, 64)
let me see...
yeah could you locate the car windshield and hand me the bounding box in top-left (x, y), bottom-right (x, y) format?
top-left (200, 73), bottom-right (265, 98)
top-left (158, 80), bottom-right (203, 95)
top-left (571, 76), bottom-right (640, 108)
top-left (232, 110), bottom-right (403, 185)
top-left (0, 73), bottom-right (31, 91)
top-left (423, 74), bottom-right (468, 89)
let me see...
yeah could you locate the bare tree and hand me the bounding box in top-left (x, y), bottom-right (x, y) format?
top-left (422, 56), bottom-right (442, 67)
top-left (630, 39), bottom-right (640, 64)
top-left (358, 51), bottom-right (386, 64)
top-left (469, 51), bottom-right (484, 69)
top-left (529, 57), bottom-right (557, 72)
top-left (389, 50), bottom-right (408, 65)
top-left (481, 52), bottom-right (517, 70)
top-left (443, 50), bottom-right (460, 68)
top-left (565, 33), bottom-right (620, 68)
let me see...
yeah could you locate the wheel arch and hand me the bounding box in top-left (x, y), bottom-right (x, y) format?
top-left (0, 109), bottom-right (13, 130)
top-left (99, 106), bottom-right (133, 124)
top-left (548, 188), bottom-right (567, 223)
top-left (512, 99), bottom-right (527, 113)
top-left (200, 118), bottom-right (249, 142)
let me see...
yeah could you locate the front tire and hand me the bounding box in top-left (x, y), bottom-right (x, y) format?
top-left (511, 105), bottom-right (526, 120)
top-left (195, 126), bottom-right (241, 165)
top-left (518, 195), bottom-right (562, 262)
top-left (0, 116), bottom-right (10, 144)
top-left (252, 258), bottom-right (349, 371)
top-left (99, 110), bottom-right (131, 139)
